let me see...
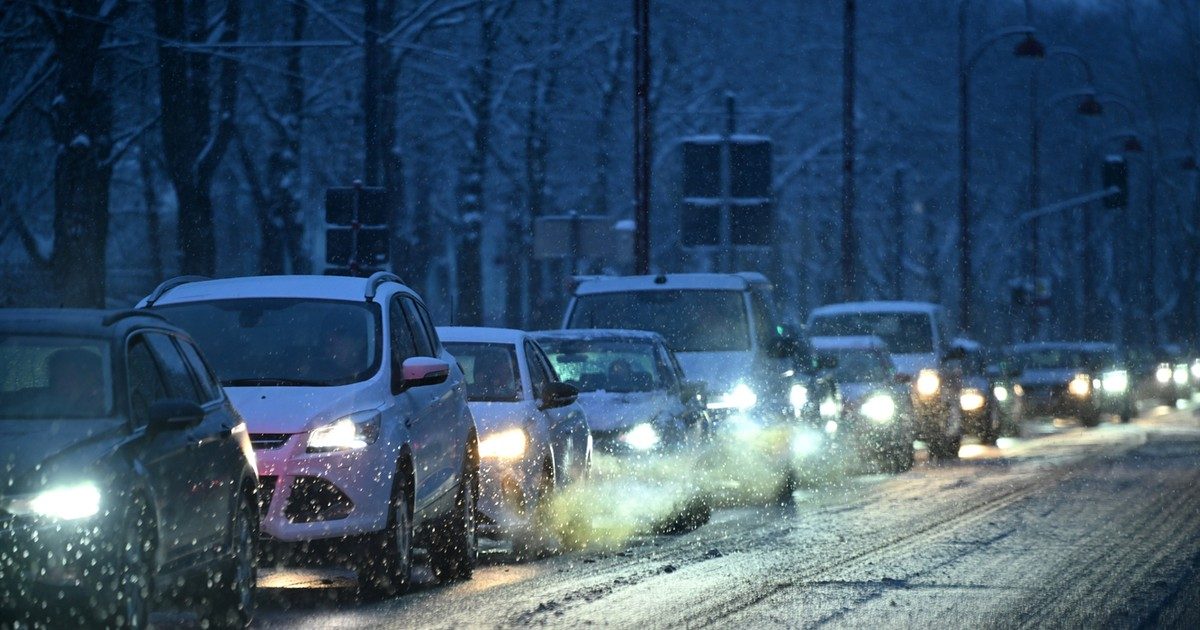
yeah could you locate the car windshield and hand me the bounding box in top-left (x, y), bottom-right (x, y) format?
top-left (444, 342), bottom-right (522, 403)
top-left (809, 312), bottom-right (934, 354)
top-left (566, 290), bottom-right (749, 352)
top-left (0, 335), bottom-right (113, 419)
top-left (823, 350), bottom-right (891, 383)
top-left (1013, 349), bottom-right (1090, 371)
top-left (539, 338), bottom-right (665, 393)
top-left (156, 299), bottom-right (381, 387)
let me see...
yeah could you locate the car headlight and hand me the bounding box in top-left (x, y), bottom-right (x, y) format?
top-left (619, 423), bottom-right (660, 450)
top-left (1191, 361), bottom-right (1200, 380)
top-left (959, 388), bottom-right (986, 412)
top-left (992, 385), bottom-right (1009, 403)
top-left (29, 483), bottom-right (101, 520)
top-left (708, 382), bottom-right (758, 410)
top-left (307, 411), bottom-right (381, 452)
top-left (1173, 365), bottom-right (1188, 385)
top-left (915, 369), bottom-right (940, 397)
top-left (1068, 374), bottom-right (1091, 397)
top-left (789, 383), bottom-right (809, 410)
top-left (861, 393), bottom-right (897, 423)
top-left (1156, 365), bottom-right (1173, 384)
top-left (820, 397), bottom-right (841, 419)
top-left (1101, 370), bottom-right (1129, 393)
top-left (479, 428), bottom-right (528, 459)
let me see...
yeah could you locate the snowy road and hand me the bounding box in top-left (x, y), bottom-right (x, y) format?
top-left (225, 404), bottom-right (1200, 628)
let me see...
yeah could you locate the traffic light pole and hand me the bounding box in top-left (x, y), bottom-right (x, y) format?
top-left (632, 0), bottom-right (652, 275)
top-left (718, 93), bottom-right (736, 273)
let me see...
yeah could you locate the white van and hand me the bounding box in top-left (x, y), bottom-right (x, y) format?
top-left (807, 301), bottom-right (964, 459)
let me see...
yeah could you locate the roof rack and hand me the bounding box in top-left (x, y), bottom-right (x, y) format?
top-left (365, 271), bottom-right (403, 302)
top-left (102, 309), bottom-right (167, 327)
top-left (142, 275), bottom-right (211, 307)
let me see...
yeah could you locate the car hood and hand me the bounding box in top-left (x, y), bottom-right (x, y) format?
top-left (838, 382), bottom-right (878, 407)
top-left (574, 391), bottom-right (672, 432)
top-left (226, 385), bottom-right (386, 434)
top-left (465, 401), bottom-right (534, 436)
top-left (0, 418), bottom-right (126, 494)
top-left (675, 351), bottom-right (758, 394)
top-left (962, 375), bottom-right (989, 391)
top-left (889, 353), bottom-right (938, 378)
top-left (1019, 369), bottom-right (1078, 386)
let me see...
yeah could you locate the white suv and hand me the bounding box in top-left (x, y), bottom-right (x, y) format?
top-left (140, 273), bottom-right (479, 595)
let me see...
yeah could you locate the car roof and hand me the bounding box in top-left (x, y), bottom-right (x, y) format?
top-left (810, 301), bottom-right (940, 317)
top-left (533, 329), bottom-right (666, 344)
top-left (1009, 341), bottom-right (1117, 353)
top-left (0, 308), bottom-right (176, 337)
top-left (145, 275), bottom-right (416, 305)
top-left (438, 326), bottom-right (528, 345)
top-left (573, 273), bottom-right (750, 295)
top-left (810, 335), bottom-right (888, 351)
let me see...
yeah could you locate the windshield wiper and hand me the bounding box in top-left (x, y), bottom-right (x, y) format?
top-left (221, 377), bottom-right (327, 387)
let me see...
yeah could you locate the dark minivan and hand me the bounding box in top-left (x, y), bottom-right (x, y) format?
top-left (0, 309), bottom-right (259, 628)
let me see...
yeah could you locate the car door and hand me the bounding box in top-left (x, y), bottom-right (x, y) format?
top-left (391, 295), bottom-right (454, 513)
top-left (142, 332), bottom-right (228, 552)
top-left (527, 341), bottom-right (585, 484)
top-left (125, 333), bottom-right (203, 566)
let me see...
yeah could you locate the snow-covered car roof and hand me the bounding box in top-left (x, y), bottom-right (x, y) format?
top-left (438, 326), bottom-right (528, 345)
top-left (573, 273), bottom-right (750, 295)
top-left (532, 329), bottom-right (665, 344)
top-left (952, 338), bottom-right (984, 352)
top-left (144, 275), bottom-right (418, 305)
top-left (810, 335), bottom-right (888, 351)
top-left (1009, 341), bottom-right (1117, 354)
top-left (809, 300), bottom-right (941, 317)
top-left (733, 271), bottom-right (772, 288)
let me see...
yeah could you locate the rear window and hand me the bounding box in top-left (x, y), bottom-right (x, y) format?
top-left (444, 342), bottom-right (522, 403)
top-left (0, 335), bottom-right (114, 419)
top-left (809, 312), bottom-right (934, 355)
top-left (566, 290), bottom-right (750, 352)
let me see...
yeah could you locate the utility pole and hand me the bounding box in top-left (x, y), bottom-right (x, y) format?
top-left (840, 0), bottom-right (858, 301)
top-left (362, 0), bottom-right (381, 185)
top-left (632, 0), bottom-right (652, 275)
top-left (890, 167), bottom-right (906, 299)
top-left (719, 92), bottom-right (736, 273)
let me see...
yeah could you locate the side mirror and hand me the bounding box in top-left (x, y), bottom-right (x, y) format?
top-left (394, 356), bottom-right (450, 393)
top-left (539, 382), bottom-right (578, 410)
top-left (680, 380), bottom-right (708, 406)
top-left (148, 399), bottom-right (204, 432)
top-left (766, 335), bottom-right (797, 360)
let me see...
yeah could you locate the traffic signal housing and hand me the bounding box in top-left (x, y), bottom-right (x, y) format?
top-left (1102, 155), bottom-right (1128, 209)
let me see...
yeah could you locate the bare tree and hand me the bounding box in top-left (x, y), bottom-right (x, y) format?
top-left (154, 0), bottom-right (242, 277)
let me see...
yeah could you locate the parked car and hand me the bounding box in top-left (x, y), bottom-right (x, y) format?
top-left (533, 330), bottom-right (708, 456)
top-left (0, 309), bottom-right (258, 628)
top-left (807, 301), bottom-right (965, 459)
top-left (1147, 344), bottom-right (1193, 406)
top-left (811, 336), bottom-right (915, 472)
top-left (1009, 342), bottom-right (1135, 426)
top-left (438, 327), bottom-right (590, 550)
top-left (561, 273), bottom-right (798, 430)
top-left (141, 273), bottom-right (479, 596)
top-left (956, 339), bottom-right (1023, 445)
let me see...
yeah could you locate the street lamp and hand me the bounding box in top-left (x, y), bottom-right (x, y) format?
top-left (958, 0), bottom-right (1043, 334)
top-left (1024, 47), bottom-right (1098, 340)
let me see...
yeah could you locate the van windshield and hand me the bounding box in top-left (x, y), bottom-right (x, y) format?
top-left (566, 290), bottom-right (750, 352)
top-left (156, 299), bottom-right (382, 387)
top-left (809, 312), bottom-right (934, 354)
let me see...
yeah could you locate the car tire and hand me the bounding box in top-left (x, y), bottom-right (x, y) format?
top-left (358, 470), bottom-right (413, 599)
top-left (513, 464), bottom-right (556, 559)
top-left (929, 431), bottom-right (961, 460)
top-left (883, 439), bottom-right (915, 473)
top-left (978, 404), bottom-right (1000, 446)
top-left (1080, 409), bottom-right (1101, 428)
top-left (201, 495), bottom-right (256, 628)
top-left (100, 501), bottom-right (153, 629)
top-left (430, 461), bottom-right (479, 582)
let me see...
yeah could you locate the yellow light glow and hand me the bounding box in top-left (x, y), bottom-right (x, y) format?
top-left (619, 423), bottom-right (660, 451)
top-left (1068, 374), bottom-right (1091, 397)
top-left (915, 369), bottom-right (940, 397)
top-left (479, 428), bottom-right (528, 459)
top-left (959, 389), bottom-right (986, 412)
top-left (861, 394), bottom-right (896, 423)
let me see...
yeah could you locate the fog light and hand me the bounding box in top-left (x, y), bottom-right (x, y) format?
top-left (1068, 374), bottom-right (1091, 397)
top-left (992, 385), bottom-right (1009, 402)
top-left (1156, 365), bottom-right (1172, 384)
top-left (916, 370), bottom-right (940, 397)
top-left (960, 389), bottom-right (986, 412)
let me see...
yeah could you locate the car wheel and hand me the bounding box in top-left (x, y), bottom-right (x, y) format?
top-left (100, 502), bottom-right (153, 629)
top-left (513, 464), bottom-right (556, 559)
top-left (978, 404), bottom-right (1000, 446)
top-left (1080, 409), bottom-right (1101, 428)
top-left (358, 471), bottom-right (413, 599)
top-left (202, 496), bottom-right (256, 628)
top-left (883, 439), bottom-right (915, 473)
top-left (431, 462), bottom-right (479, 582)
top-left (929, 431), bottom-right (961, 460)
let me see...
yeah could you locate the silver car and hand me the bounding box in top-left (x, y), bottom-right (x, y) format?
top-left (439, 327), bottom-right (591, 549)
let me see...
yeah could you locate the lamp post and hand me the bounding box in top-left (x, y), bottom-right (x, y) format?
top-left (957, 0), bottom-right (1043, 335)
top-left (1026, 48), bottom-right (1100, 339)
top-left (632, 0), bottom-right (652, 275)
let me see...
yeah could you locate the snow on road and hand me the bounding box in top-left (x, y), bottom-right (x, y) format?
top-left (213, 405), bottom-right (1200, 628)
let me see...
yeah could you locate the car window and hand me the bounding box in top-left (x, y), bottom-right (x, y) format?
top-left (399, 297), bottom-right (436, 358)
top-left (567, 290), bottom-right (751, 352)
top-left (176, 338), bottom-right (221, 404)
top-left (525, 341), bottom-right (551, 397)
top-left (413, 301), bottom-right (442, 352)
top-left (444, 342), bottom-right (522, 402)
top-left (127, 336), bottom-right (170, 427)
top-left (390, 297), bottom-right (419, 365)
top-left (539, 337), bottom-right (667, 393)
top-left (809, 312), bottom-right (935, 355)
top-left (144, 333), bottom-right (202, 403)
top-left (0, 335), bottom-right (114, 419)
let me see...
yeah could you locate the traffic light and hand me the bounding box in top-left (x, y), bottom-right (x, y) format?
top-left (1102, 155), bottom-right (1128, 209)
top-left (325, 185), bottom-right (390, 276)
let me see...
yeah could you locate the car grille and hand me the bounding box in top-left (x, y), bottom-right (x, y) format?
top-left (285, 476), bottom-right (354, 523)
top-left (258, 476), bottom-right (277, 520)
top-left (251, 433), bottom-right (291, 450)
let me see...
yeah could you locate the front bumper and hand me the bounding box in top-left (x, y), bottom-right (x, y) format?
top-left (477, 457), bottom-right (540, 538)
top-left (0, 510), bottom-right (119, 607)
top-left (253, 433), bottom-right (394, 543)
